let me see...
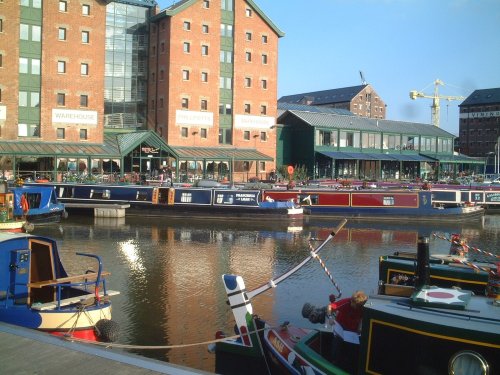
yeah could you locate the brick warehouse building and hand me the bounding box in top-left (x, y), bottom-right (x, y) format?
top-left (458, 88), bottom-right (500, 173)
top-left (0, 0), bottom-right (283, 182)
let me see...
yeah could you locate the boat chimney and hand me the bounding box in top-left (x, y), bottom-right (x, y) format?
top-left (415, 236), bottom-right (430, 289)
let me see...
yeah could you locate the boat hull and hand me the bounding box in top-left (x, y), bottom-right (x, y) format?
top-left (263, 189), bottom-right (485, 221)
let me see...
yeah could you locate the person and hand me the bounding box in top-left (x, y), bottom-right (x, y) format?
top-left (327, 290), bottom-right (367, 332)
top-left (327, 290), bottom-right (367, 373)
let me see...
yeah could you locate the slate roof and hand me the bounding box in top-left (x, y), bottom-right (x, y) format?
top-left (278, 85), bottom-right (368, 105)
top-left (277, 102), bottom-right (353, 117)
top-left (152, 0), bottom-right (284, 37)
top-left (460, 88), bottom-right (500, 106)
top-left (279, 110), bottom-right (455, 138)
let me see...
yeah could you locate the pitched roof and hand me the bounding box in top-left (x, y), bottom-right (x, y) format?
top-left (278, 85), bottom-right (368, 105)
top-left (170, 146), bottom-right (273, 161)
top-left (277, 102), bottom-right (353, 117)
top-left (460, 88), bottom-right (500, 106)
top-left (279, 110), bottom-right (456, 138)
top-left (152, 0), bottom-right (284, 37)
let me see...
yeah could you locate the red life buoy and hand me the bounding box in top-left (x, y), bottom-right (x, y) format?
top-left (21, 194), bottom-right (29, 214)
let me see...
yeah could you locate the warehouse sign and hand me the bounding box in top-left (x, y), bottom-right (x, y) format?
top-left (52, 109), bottom-right (98, 125)
top-left (235, 114), bottom-right (275, 129)
top-left (460, 111), bottom-right (500, 119)
top-left (176, 110), bottom-right (213, 126)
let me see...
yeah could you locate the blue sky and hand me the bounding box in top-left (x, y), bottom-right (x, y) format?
top-left (157, 0), bottom-right (500, 135)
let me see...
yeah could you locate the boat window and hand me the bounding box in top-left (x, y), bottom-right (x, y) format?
top-left (298, 194), bottom-right (318, 205)
top-left (136, 191), bottom-right (149, 201)
top-left (26, 193), bottom-right (41, 209)
top-left (449, 351), bottom-right (489, 375)
top-left (90, 189), bottom-right (110, 199)
top-left (180, 192), bottom-right (192, 203)
top-left (383, 196), bottom-right (395, 206)
top-left (58, 187), bottom-right (74, 198)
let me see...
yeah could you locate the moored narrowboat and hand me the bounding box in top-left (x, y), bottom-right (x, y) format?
top-left (262, 188), bottom-right (484, 221)
top-left (214, 233), bottom-right (500, 375)
top-left (10, 185), bottom-right (67, 224)
top-left (0, 232), bottom-right (119, 342)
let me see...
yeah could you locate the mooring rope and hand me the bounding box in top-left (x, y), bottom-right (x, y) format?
top-left (308, 242), bottom-right (342, 299)
top-left (432, 233), bottom-right (500, 260)
top-left (450, 258), bottom-right (497, 276)
top-left (62, 323), bottom-right (276, 350)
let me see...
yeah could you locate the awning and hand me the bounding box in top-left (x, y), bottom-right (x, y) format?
top-left (385, 154), bottom-right (436, 162)
top-left (0, 140), bottom-right (119, 158)
top-left (420, 153), bottom-right (484, 164)
top-left (169, 146), bottom-right (273, 161)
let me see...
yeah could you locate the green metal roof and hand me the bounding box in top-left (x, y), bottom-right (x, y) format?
top-left (170, 146), bottom-right (273, 161)
top-left (420, 153), bottom-right (484, 164)
top-left (0, 139), bottom-right (120, 158)
top-left (280, 110), bottom-right (456, 138)
top-left (109, 131), bottom-right (176, 156)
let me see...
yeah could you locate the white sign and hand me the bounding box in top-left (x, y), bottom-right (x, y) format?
top-left (52, 109), bottom-right (98, 125)
top-left (235, 114), bottom-right (275, 129)
top-left (0, 106), bottom-right (6, 120)
top-left (176, 110), bottom-right (214, 126)
top-left (460, 111), bottom-right (500, 119)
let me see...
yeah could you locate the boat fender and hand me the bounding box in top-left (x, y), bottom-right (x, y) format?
top-left (301, 303), bottom-right (326, 324)
top-left (23, 222), bottom-right (35, 233)
top-left (62, 210), bottom-right (69, 219)
top-left (95, 319), bottom-right (120, 342)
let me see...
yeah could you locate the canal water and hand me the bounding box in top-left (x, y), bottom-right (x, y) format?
top-left (32, 214), bottom-right (500, 373)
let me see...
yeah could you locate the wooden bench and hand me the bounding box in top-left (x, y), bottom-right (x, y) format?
top-left (28, 271), bottom-right (111, 289)
top-left (30, 290), bottom-right (120, 311)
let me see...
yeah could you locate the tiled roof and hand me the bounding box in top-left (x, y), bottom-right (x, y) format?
top-left (280, 110), bottom-right (455, 138)
top-left (279, 85), bottom-right (368, 105)
top-left (460, 88), bottom-right (500, 106)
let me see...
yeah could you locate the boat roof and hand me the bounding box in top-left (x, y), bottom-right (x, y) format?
top-left (366, 293), bottom-right (500, 334)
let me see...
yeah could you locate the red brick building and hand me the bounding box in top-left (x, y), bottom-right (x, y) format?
top-left (279, 84), bottom-right (387, 119)
top-left (148, 0), bottom-right (283, 179)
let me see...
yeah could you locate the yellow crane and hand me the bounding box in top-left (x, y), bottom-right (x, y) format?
top-left (409, 79), bottom-right (465, 127)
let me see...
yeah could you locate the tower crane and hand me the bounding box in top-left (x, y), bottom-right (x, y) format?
top-left (409, 79), bottom-right (465, 127)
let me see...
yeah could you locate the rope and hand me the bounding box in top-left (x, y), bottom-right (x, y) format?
top-left (308, 243), bottom-right (342, 299)
top-left (450, 258), bottom-right (497, 277)
top-left (432, 233), bottom-right (500, 260)
top-left (62, 323), bottom-right (277, 350)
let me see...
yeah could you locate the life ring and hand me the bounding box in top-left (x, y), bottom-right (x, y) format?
top-left (20, 194), bottom-right (29, 214)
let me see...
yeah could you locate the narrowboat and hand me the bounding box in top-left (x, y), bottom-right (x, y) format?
top-left (214, 232), bottom-right (500, 375)
top-left (0, 232), bottom-right (119, 342)
top-left (262, 189), bottom-right (485, 221)
top-left (31, 183), bottom-right (303, 220)
top-left (0, 190), bottom-right (30, 232)
top-left (9, 185), bottom-right (67, 224)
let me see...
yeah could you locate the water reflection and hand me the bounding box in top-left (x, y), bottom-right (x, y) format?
top-left (32, 214), bottom-right (499, 373)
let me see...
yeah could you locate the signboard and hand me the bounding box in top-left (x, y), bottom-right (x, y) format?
top-left (287, 165), bottom-right (294, 175)
top-left (234, 114), bottom-right (275, 129)
top-left (52, 109), bottom-right (98, 125)
top-left (485, 192), bottom-right (500, 203)
top-left (176, 110), bottom-right (213, 126)
top-left (0, 106), bottom-right (6, 120)
top-left (213, 190), bottom-right (259, 207)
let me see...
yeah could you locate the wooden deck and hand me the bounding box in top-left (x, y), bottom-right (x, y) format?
top-left (0, 322), bottom-right (212, 374)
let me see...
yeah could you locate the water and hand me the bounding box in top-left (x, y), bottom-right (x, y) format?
top-left (32, 214), bottom-right (500, 373)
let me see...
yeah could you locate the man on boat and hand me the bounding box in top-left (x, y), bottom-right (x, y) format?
top-left (327, 290), bottom-right (368, 373)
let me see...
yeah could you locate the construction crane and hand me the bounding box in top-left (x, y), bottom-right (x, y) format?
top-left (409, 79), bottom-right (465, 127)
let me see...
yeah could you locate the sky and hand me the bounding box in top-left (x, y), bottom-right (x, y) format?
top-left (157, 0), bottom-right (500, 135)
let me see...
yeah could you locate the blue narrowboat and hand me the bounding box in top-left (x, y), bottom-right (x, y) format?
top-left (10, 185), bottom-right (67, 224)
top-left (0, 232), bottom-right (119, 341)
